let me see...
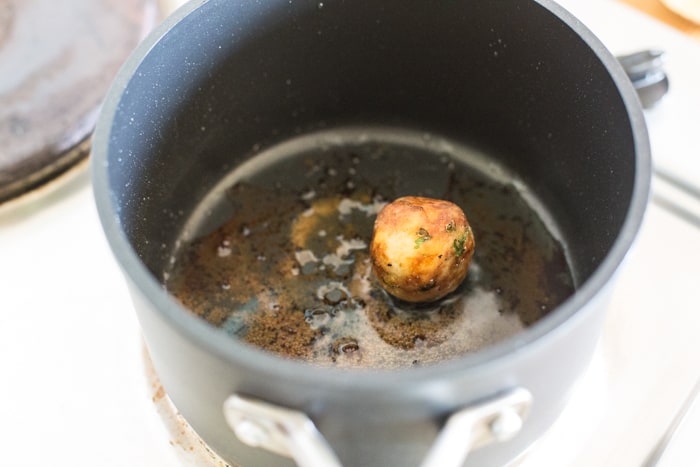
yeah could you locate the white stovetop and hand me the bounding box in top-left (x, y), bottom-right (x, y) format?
top-left (1, 1), bottom-right (700, 466)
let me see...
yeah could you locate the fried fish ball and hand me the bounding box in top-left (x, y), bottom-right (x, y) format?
top-left (370, 196), bottom-right (475, 303)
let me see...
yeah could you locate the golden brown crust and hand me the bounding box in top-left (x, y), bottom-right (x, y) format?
top-left (370, 196), bottom-right (475, 302)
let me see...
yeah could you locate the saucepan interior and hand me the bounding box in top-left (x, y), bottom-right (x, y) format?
top-left (105, 0), bottom-right (641, 326)
top-left (93, 0), bottom-right (648, 464)
top-left (110, 2), bottom-right (636, 326)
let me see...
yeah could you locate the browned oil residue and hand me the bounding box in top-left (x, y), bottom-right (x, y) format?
top-left (166, 145), bottom-right (574, 369)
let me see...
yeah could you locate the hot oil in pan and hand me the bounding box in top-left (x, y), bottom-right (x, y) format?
top-left (165, 128), bottom-right (574, 369)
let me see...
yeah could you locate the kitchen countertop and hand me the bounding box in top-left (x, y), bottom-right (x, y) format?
top-left (621, 0), bottom-right (700, 40)
top-left (1, 0), bottom-right (700, 466)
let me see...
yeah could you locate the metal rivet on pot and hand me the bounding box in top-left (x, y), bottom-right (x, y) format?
top-left (232, 417), bottom-right (270, 447)
top-left (489, 407), bottom-right (524, 441)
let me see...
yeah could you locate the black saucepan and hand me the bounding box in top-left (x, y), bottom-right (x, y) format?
top-left (92, 0), bottom-right (650, 465)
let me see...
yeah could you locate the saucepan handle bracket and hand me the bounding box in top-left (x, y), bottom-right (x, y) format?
top-left (421, 387), bottom-right (532, 467)
top-left (223, 387), bottom-right (532, 467)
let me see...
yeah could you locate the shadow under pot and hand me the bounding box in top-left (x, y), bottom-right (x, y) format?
top-left (91, 0), bottom-right (650, 466)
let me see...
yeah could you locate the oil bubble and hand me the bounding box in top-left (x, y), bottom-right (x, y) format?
top-left (323, 288), bottom-right (347, 305)
top-left (333, 337), bottom-right (359, 354)
top-left (305, 308), bottom-right (331, 329)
